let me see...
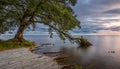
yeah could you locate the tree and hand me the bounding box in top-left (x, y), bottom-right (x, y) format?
top-left (0, 0), bottom-right (91, 46)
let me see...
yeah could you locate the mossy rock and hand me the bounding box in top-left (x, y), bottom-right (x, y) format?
top-left (80, 37), bottom-right (92, 47)
top-left (61, 65), bottom-right (82, 69)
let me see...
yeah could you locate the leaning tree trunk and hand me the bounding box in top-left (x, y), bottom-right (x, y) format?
top-left (14, 24), bottom-right (29, 42)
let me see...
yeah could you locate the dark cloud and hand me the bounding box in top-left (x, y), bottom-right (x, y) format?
top-left (107, 26), bottom-right (120, 31)
top-left (90, 0), bottom-right (120, 5)
top-left (73, 0), bottom-right (120, 34)
top-left (74, 0), bottom-right (120, 18)
top-left (104, 9), bottom-right (120, 14)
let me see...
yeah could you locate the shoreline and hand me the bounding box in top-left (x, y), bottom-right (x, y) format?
top-left (0, 48), bottom-right (61, 69)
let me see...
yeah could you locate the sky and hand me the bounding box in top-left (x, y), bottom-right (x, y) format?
top-left (6, 0), bottom-right (120, 35)
top-left (73, 0), bottom-right (120, 34)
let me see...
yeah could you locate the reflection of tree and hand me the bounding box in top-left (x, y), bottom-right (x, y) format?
top-left (78, 44), bottom-right (90, 50)
top-left (59, 47), bottom-right (83, 65)
top-left (59, 39), bottom-right (92, 65)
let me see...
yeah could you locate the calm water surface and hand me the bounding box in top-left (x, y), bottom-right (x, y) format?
top-left (1, 35), bottom-right (120, 69)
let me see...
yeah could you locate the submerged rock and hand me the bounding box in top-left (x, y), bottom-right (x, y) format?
top-left (61, 65), bottom-right (82, 69)
top-left (80, 37), bottom-right (92, 47)
top-left (108, 51), bottom-right (115, 53)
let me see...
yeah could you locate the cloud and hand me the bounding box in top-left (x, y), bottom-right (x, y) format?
top-left (74, 0), bottom-right (120, 18)
top-left (104, 9), bottom-right (120, 14)
top-left (97, 30), bottom-right (120, 35)
top-left (107, 26), bottom-right (120, 31)
top-left (73, 0), bottom-right (120, 34)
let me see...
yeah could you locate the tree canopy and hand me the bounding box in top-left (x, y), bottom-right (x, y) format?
top-left (0, 0), bottom-right (83, 44)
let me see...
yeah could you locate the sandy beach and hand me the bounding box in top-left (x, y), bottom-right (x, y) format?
top-left (0, 48), bottom-right (61, 69)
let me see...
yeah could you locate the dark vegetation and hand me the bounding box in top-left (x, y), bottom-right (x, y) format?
top-left (0, 0), bottom-right (92, 50)
top-left (61, 65), bottom-right (82, 69)
top-left (0, 39), bottom-right (35, 51)
top-left (80, 37), bottom-right (92, 47)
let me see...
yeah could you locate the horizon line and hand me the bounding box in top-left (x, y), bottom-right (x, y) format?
top-left (1, 34), bottom-right (120, 36)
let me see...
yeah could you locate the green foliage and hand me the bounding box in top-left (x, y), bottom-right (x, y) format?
top-left (0, 0), bottom-right (86, 45)
top-left (0, 39), bottom-right (35, 51)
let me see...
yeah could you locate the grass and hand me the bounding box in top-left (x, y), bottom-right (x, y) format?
top-left (0, 39), bottom-right (35, 51)
top-left (61, 64), bottom-right (82, 69)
